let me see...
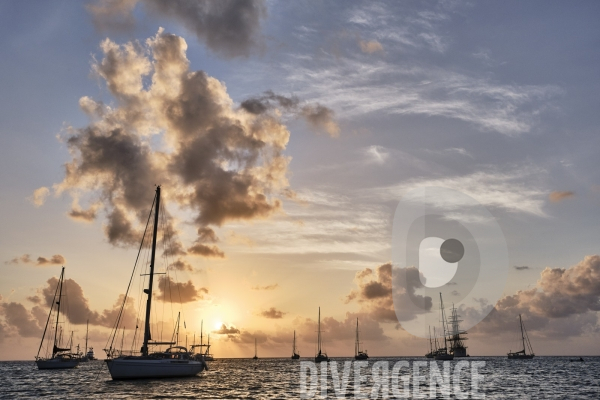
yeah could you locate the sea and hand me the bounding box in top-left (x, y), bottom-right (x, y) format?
top-left (1, 357), bottom-right (598, 399)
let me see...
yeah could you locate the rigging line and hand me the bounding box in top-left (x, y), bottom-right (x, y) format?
top-left (104, 192), bottom-right (156, 355)
top-left (36, 269), bottom-right (61, 359)
top-left (160, 200), bottom-right (187, 331)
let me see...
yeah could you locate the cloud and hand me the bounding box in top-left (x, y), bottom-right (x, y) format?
top-left (346, 262), bottom-right (433, 324)
top-left (36, 255), bottom-right (66, 265)
top-left (259, 307), bottom-right (286, 319)
top-left (358, 40), bottom-right (384, 54)
top-left (0, 302), bottom-right (42, 338)
top-left (87, 0), bottom-right (267, 58)
top-left (240, 91), bottom-right (340, 137)
top-left (471, 255), bottom-right (600, 338)
top-left (6, 254), bottom-right (65, 266)
top-left (549, 191), bottom-right (575, 203)
top-left (514, 265), bottom-right (529, 271)
top-left (29, 187), bottom-right (50, 207)
top-left (169, 259), bottom-right (193, 272)
top-left (365, 168), bottom-right (549, 217)
top-left (251, 284), bottom-right (279, 291)
top-left (53, 30), bottom-right (294, 256)
top-left (39, 276), bottom-right (137, 328)
top-left (157, 276), bottom-right (208, 303)
top-left (365, 145), bottom-right (389, 164)
top-left (213, 323), bottom-right (240, 335)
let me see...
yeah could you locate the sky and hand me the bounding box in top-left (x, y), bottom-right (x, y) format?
top-left (1, 0), bottom-right (600, 360)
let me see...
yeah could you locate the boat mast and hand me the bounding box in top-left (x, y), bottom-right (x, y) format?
top-left (52, 267), bottom-right (65, 357)
top-left (293, 330), bottom-right (296, 354)
top-left (519, 314), bottom-right (526, 354)
top-left (317, 307), bottom-right (321, 355)
top-left (254, 338), bottom-right (257, 358)
top-left (85, 319), bottom-right (89, 353)
top-left (429, 326), bottom-right (433, 353)
top-left (439, 293), bottom-right (448, 351)
top-left (141, 186), bottom-right (161, 356)
top-left (355, 318), bottom-right (359, 356)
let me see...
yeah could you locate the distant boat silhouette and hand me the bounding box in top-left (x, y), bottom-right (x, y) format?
top-left (35, 267), bottom-right (80, 369)
top-left (434, 293), bottom-right (454, 360)
top-left (291, 330), bottom-right (300, 359)
top-left (425, 326), bottom-right (435, 358)
top-left (314, 307), bottom-right (329, 363)
top-left (448, 304), bottom-right (469, 357)
top-left (508, 314), bottom-right (534, 359)
top-left (253, 338), bottom-right (258, 360)
top-left (354, 318), bottom-right (368, 360)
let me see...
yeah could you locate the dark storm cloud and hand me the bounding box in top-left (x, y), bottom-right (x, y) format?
top-left (87, 0), bottom-right (267, 58)
top-left (52, 30), bottom-right (294, 257)
top-left (6, 254), bottom-right (65, 266)
top-left (346, 262), bottom-right (432, 323)
top-left (157, 276), bottom-right (208, 303)
top-left (241, 91), bottom-right (340, 137)
top-left (259, 307), bottom-right (285, 319)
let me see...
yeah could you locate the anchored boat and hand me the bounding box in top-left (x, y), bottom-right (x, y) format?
top-left (354, 318), bottom-right (368, 360)
top-left (508, 314), bottom-right (535, 359)
top-left (103, 186), bottom-right (207, 379)
top-left (314, 307), bottom-right (329, 363)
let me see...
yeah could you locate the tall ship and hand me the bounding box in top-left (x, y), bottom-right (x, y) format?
top-left (508, 314), bottom-right (535, 359)
top-left (434, 293), bottom-right (454, 360)
top-left (291, 330), bottom-right (300, 359)
top-left (35, 267), bottom-right (80, 369)
top-left (354, 318), bottom-right (368, 360)
top-left (103, 186), bottom-right (207, 379)
top-left (314, 307), bottom-right (329, 363)
top-left (448, 305), bottom-right (469, 357)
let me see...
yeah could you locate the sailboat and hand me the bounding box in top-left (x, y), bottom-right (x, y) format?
top-left (35, 267), bottom-right (80, 369)
top-left (80, 320), bottom-right (96, 361)
top-left (434, 293), bottom-right (454, 360)
top-left (354, 318), bottom-right (368, 360)
top-left (253, 338), bottom-right (259, 360)
top-left (104, 186), bottom-right (207, 379)
top-left (291, 330), bottom-right (300, 359)
top-left (508, 314), bottom-right (535, 359)
top-left (314, 307), bottom-right (329, 363)
top-left (448, 305), bottom-right (469, 357)
top-left (425, 326), bottom-right (435, 358)
top-left (191, 321), bottom-right (214, 361)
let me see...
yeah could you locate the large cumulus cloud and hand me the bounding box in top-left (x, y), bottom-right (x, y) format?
top-left (50, 29), bottom-right (312, 257)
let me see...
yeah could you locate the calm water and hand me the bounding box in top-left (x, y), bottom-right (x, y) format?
top-left (1, 357), bottom-right (598, 399)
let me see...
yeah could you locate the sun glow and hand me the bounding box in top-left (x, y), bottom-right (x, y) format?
top-left (214, 320), bottom-right (223, 330)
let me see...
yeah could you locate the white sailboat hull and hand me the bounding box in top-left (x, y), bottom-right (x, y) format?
top-left (36, 357), bottom-right (80, 370)
top-left (105, 358), bottom-right (206, 380)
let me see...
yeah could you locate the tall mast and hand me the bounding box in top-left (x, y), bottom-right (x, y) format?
top-left (85, 319), bottom-right (89, 353)
top-left (519, 314), bottom-right (526, 353)
top-left (53, 267), bottom-right (65, 357)
top-left (429, 326), bottom-right (433, 353)
top-left (293, 330), bottom-right (296, 354)
top-left (355, 318), bottom-right (359, 356)
top-left (317, 307), bottom-right (321, 354)
top-left (254, 338), bottom-right (257, 357)
top-left (141, 186), bottom-right (160, 356)
top-left (439, 293), bottom-right (448, 350)
top-left (200, 320), bottom-right (203, 347)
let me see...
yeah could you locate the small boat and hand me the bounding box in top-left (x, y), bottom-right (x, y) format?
top-left (425, 326), bottom-right (435, 358)
top-left (569, 357), bottom-right (584, 362)
top-left (35, 267), bottom-right (80, 370)
top-left (104, 186), bottom-right (207, 379)
top-left (291, 330), bottom-right (300, 359)
top-left (354, 318), bottom-right (368, 360)
top-left (191, 321), bottom-right (214, 361)
top-left (79, 320), bottom-right (96, 362)
top-left (508, 314), bottom-right (535, 359)
top-left (253, 338), bottom-right (258, 360)
top-left (434, 293), bottom-right (454, 361)
top-left (314, 307), bottom-right (329, 363)
top-left (86, 347), bottom-right (96, 361)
